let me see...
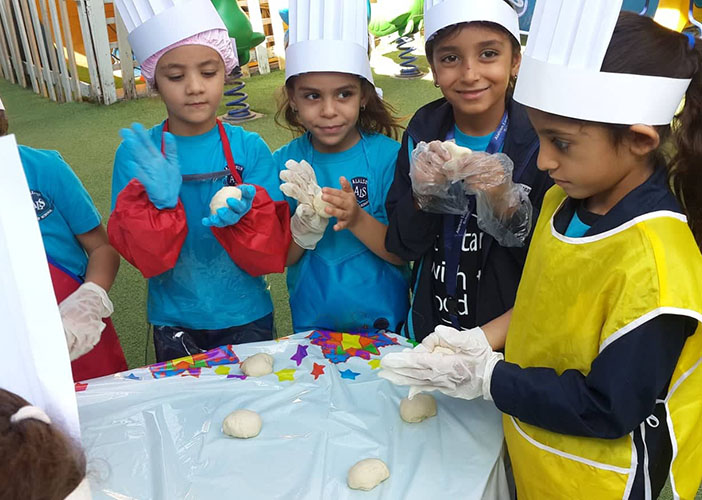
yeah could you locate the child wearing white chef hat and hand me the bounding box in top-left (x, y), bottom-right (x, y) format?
top-left (274, 0), bottom-right (410, 334)
top-left (380, 2), bottom-right (702, 498)
top-left (109, 0), bottom-right (292, 362)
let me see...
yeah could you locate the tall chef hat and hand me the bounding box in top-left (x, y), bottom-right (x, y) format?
top-left (285, 0), bottom-right (373, 84)
top-left (513, 0), bottom-right (691, 125)
top-left (114, 0), bottom-right (238, 84)
top-left (424, 0), bottom-right (521, 44)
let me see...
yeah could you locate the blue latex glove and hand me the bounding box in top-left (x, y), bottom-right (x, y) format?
top-left (202, 184), bottom-right (256, 227)
top-left (119, 123), bottom-right (182, 209)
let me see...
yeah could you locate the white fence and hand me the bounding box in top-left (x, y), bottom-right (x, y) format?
top-left (0, 0), bottom-right (286, 104)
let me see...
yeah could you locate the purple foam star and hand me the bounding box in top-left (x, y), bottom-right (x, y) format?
top-left (291, 344), bottom-right (309, 366)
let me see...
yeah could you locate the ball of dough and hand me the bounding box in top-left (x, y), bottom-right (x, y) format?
top-left (313, 191), bottom-right (332, 219)
top-left (443, 141), bottom-right (472, 160)
top-left (222, 409), bottom-right (261, 438)
top-left (347, 458), bottom-right (390, 491)
top-left (433, 346), bottom-right (455, 355)
top-left (240, 353), bottom-right (274, 377)
top-left (209, 186), bottom-right (242, 215)
top-left (400, 394), bottom-right (437, 423)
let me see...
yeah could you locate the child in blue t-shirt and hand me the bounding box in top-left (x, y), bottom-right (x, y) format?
top-left (108, 8), bottom-right (291, 362)
top-left (274, 0), bottom-right (409, 334)
top-left (1, 96), bottom-right (125, 380)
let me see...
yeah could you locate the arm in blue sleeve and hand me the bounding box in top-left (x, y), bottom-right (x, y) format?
top-left (491, 314), bottom-right (695, 438)
top-left (240, 131), bottom-right (283, 202)
top-left (384, 131), bottom-right (441, 261)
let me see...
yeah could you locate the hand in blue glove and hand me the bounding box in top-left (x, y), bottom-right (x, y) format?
top-left (202, 184), bottom-right (256, 228)
top-left (119, 123), bottom-right (182, 209)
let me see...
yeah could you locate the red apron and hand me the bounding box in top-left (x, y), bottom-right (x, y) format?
top-left (48, 257), bottom-right (127, 381)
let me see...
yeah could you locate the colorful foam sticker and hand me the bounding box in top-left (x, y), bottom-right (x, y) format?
top-left (290, 344), bottom-right (309, 366)
top-left (74, 382), bottom-right (88, 392)
top-left (149, 345), bottom-right (240, 378)
top-left (339, 369), bottom-right (360, 380)
top-left (311, 363), bottom-right (325, 380)
top-left (367, 359), bottom-right (381, 370)
top-left (306, 330), bottom-right (400, 364)
top-left (275, 368), bottom-right (296, 382)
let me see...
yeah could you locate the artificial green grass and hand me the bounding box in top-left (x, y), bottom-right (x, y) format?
top-left (0, 63), bottom-right (441, 368)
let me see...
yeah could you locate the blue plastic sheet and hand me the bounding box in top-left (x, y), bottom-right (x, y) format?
top-left (78, 332), bottom-right (507, 499)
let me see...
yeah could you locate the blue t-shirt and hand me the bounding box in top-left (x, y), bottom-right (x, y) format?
top-left (111, 121), bottom-right (282, 329)
top-left (273, 132), bottom-right (410, 333)
top-left (565, 211), bottom-right (592, 238)
top-left (19, 145), bottom-right (101, 278)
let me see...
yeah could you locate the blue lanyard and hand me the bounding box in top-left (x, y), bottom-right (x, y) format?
top-left (442, 112), bottom-right (509, 327)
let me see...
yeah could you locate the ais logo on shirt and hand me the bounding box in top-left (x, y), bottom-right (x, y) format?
top-left (31, 190), bottom-right (54, 220)
top-left (223, 164), bottom-right (245, 186)
top-left (351, 176), bottom-right (369, 208)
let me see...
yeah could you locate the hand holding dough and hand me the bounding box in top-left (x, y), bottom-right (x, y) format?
top-left (347, 458), bottom-right (390, 491)
top-left (240, 353), bottom-right (274, 377)
top-left (209, 186), bottom-right (242, 215)
top-left (222, 409), bottom-right (262, 438)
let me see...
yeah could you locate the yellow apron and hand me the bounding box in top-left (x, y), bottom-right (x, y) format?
top-left (504, 186), bottom-right (702, 500)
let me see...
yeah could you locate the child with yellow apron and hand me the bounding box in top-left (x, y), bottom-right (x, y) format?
top-left (380, 2), bottom-right (702, 498)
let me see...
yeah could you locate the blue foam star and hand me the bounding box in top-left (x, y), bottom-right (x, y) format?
top-left (339, 369), bottom-right (360, 380)
top-left (125, 373), bottom-right (140, 380)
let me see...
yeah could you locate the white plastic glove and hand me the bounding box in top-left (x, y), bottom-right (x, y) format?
top-left (59, 282), bottom-right (114, 361)
top-left (280, 159), bottom-right (330, 250)
top-left (378, 325), bottom-right (503, 401)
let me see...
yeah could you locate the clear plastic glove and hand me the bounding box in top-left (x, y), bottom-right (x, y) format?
top-left (378, 325), bottom-right (503, 401)
top-left (448, 152), bottom-right (532, 247)
top-left (410, 141), bottom-right (470, 215)
top-left (202, 184), bottom-right (256, 227)
top-left (290, 203), bottom-right (328, 250)
top-left (59, 282), bottom-right (114, 361)
top-left (119, 123), bottom-right (182, 209)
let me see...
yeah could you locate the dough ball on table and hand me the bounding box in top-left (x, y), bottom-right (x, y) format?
top-left (240, 353), bottom-right (274, 377)
top-left (347, 458), bottom-right (390, 491)
top-left (209, 186), bottom-right (242, 215)
top-left (400, 394), bottom-right (437, 423)
top-left (222, 409), bottom-right (261, 439)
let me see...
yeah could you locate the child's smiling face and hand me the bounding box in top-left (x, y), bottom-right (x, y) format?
top-left (430, 24), bottom-right (520, 134)
top-left (154, 45), bottom-right (225, 136)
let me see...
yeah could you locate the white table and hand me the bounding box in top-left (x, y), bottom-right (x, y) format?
top-left (77, 331), bottom-right (507, 499)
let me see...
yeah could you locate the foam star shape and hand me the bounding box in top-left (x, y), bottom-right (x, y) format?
top-left (291, 345), bottom-right (309, 366)
top-left (311, 363), bottom-right (325, 380)
top-left (341, 333), bottom-right (362, 351)
top-left (275, 368), bottom-right (296, 382)
top-left (339, 369), bottom-right (360, 380)
top-left (368, 359), bottom-right (381, 370)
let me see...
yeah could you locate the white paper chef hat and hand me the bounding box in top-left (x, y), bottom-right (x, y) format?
top-left (514, 0), bottom-right (691, 125)
top-left (424, 0), bottom-right (521, 44)
top-left (114, 0), bottom-right (228, 64)
top-left (285, 0), bottom-right (373, 83)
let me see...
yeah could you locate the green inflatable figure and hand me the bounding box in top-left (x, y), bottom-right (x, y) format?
top-left (211, 0), bottom-right (266, 65)
top-left (369, 0), bottom-right (424, 37)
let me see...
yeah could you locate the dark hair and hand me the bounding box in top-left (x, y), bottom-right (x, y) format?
top-left (275, 75), bottom-right (403, 140)
top-left (0, 109), bottom-right (7, 136)
top-left (599, 12), bottom-right (702, 247)
top-left (0, 389), bottom-right (86, 500)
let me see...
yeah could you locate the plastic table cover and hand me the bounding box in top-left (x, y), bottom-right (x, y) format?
top-left (77, 330), bottom-right (507, 499)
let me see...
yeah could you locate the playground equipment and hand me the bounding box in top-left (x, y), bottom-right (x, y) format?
top-left (369, 0), bottom-right (424, 79)
top-left (212, 0), bottom-right (266, 122)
